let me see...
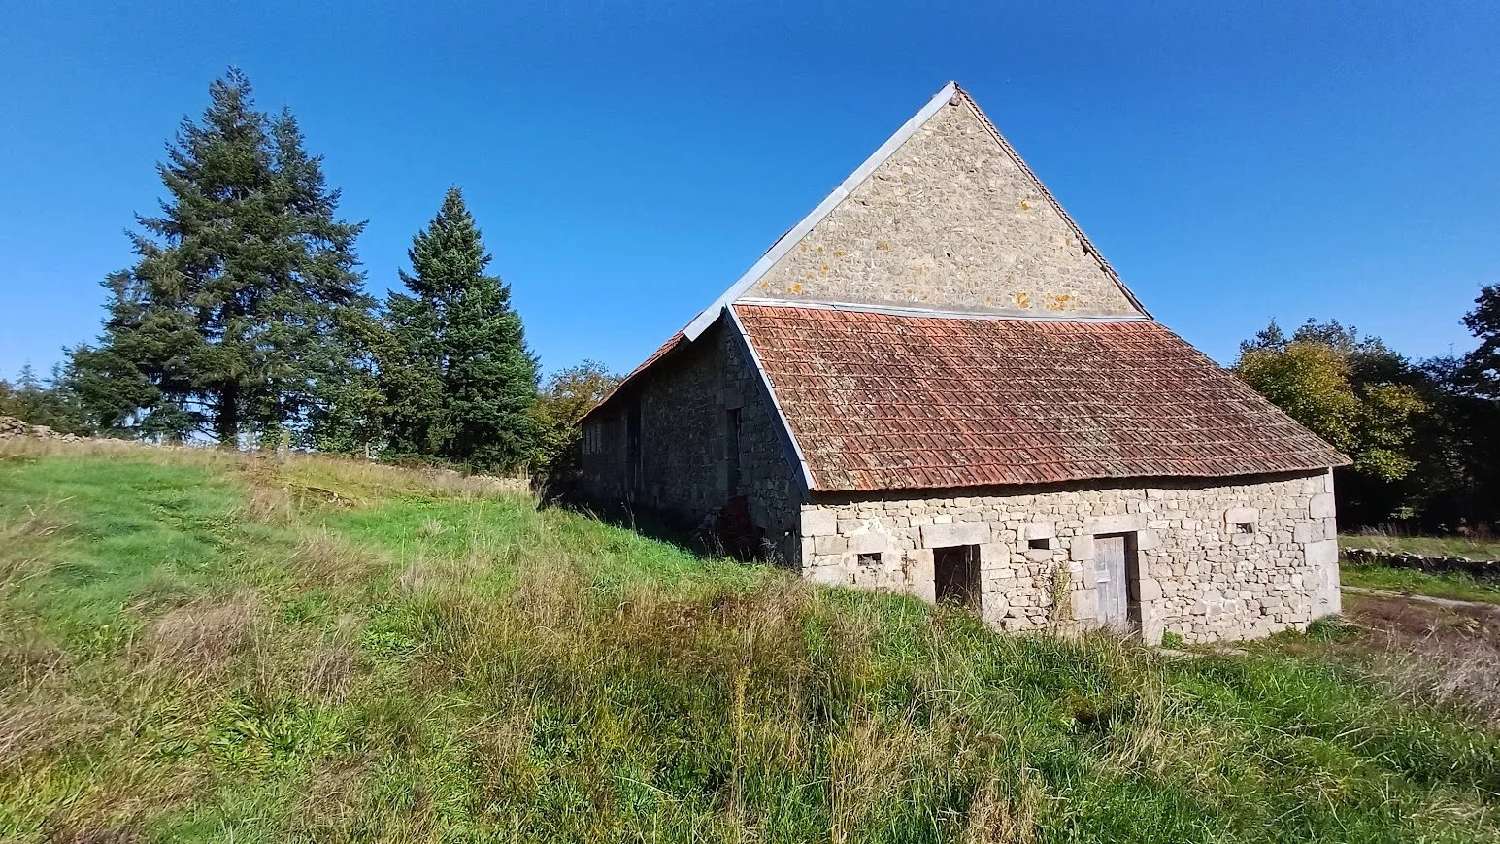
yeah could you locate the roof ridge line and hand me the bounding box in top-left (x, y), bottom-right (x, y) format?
top-left (734, 297), bottom-right (1153, 323)
top-left (683, 81), bottom-right (959, 340)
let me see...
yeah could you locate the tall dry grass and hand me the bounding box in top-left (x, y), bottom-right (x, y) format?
top-left (2, 444), bottom-right (1498, 842)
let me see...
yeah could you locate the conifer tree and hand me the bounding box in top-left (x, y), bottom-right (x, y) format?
top-left (379, 188), bottom-right (538, 470)
top-left (70, 69), bottom-right (369, 445)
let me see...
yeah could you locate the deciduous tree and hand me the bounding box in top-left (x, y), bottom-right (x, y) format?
top-left (1236, 319), bottom-right (1428, 523)
top-left (532, 360), bottom-right (619, 485)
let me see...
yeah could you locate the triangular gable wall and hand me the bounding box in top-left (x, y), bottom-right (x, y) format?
top-left (685, 83), bottom-right (1146, 339)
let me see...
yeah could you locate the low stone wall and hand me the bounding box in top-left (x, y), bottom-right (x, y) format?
top-left (799, 469), bottom-right (1339, 645)
top-left (1342, 547), bottom-right (1500, 580)
top-left (0, 415), bottom-right (86, 442)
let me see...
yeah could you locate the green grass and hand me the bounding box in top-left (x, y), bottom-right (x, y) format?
top-left (2, 446), bottom-right (1499, 842)
top-left (1341, 561), bottom-right (1500, 604)
top-left (1342, 531), bottom-right (1500, 560)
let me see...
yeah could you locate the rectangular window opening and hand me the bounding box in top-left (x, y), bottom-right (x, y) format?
top-left (1235, 522), bottom-right (1254, 534)
top-left (1027, 538), bottom-right (1051, 550)
top-left (933, 545), bottom-right (981, 610)
top-left (856, 552), bottom-right (881, 566)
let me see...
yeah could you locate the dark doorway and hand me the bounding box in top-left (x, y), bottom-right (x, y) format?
top-left (933, 544), bottom-right (980, 610)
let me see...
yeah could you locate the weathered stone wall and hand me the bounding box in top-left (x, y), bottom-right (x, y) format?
top-left (744, 97), bottom-right (1141, 318)
top-left (580, 320), bottom-right (802, 562)
top-left (799, 470), bottom-right (1340, 644)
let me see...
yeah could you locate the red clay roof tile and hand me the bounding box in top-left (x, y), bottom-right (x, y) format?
top-left (733, 304), bottom-right (1349, 491)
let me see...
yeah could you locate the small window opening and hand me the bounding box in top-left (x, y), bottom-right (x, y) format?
top-left (1028, 538), bottom-right (1051, 550)
top-left (856, 552), bottom-right (881, 566)
top-left (1235, 522), bottom-right (1254, 534)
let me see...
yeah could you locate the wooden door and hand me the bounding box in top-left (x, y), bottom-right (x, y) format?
top-left (1094, 534), bottom-right (1129, 630)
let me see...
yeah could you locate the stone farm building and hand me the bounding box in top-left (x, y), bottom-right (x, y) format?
top-left (580, 82), bottom-right (1349, 645)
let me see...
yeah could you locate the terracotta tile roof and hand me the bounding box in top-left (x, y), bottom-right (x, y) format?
top-left (734, 304), bottom-right (1349, 491)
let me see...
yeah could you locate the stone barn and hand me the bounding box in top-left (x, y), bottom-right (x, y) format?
top-left (580, 82), bottom-right (1349, 644)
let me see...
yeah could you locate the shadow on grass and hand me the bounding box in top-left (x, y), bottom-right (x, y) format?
top-left (541, 490), bottom-right (778, 566)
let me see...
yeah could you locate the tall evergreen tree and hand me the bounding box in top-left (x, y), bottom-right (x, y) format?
top-left (69, 69), bottom-right (369, 445)
top-left (378, 187), bottom-right (538, 471)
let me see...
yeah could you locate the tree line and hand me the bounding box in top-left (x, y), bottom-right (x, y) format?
top-left (1, 70), bottom-right (616, 477)
top-left (1233, 290), bottom-right (1500, 532)
top-left (4, 70), bottom-right (1499, 531)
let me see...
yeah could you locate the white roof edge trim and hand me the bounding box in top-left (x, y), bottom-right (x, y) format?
top-left (726, 306), bottom-right (818, 492)
top-left (734, 297), bottom-right (1152, 323)
top-left (682, 81), bottom-right (959, 340)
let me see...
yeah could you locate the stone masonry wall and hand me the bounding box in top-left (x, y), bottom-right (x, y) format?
top-left (799, 470), bottom-right (1340, 644)
top-left (745, 96), bottom-right (1141, 318)
top-left (580, 319), bottom-right (802, 563)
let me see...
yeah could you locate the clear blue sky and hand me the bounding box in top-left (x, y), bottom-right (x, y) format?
top-left (2, 1), bottom-right (1496, 382)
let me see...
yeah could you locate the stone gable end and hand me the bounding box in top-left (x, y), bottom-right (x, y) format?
top-left (744, 98), bottom-right (1141, 317)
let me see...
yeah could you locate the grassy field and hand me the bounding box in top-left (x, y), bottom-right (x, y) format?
top-left (1339, 531), bottom-right (1500, 604)
top-left (2, 442), bottom-right (1499, 843)
top-left (1341, 530), bottom-right (1500, 560)
top-left (1341, 561), bottom-right (1500, 604)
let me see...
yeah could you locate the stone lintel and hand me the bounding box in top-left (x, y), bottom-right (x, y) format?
top-left (847, 532), bottom-right (887, 555)
top-left (1024, 522), bottom-right (1056, 540)
top-left (1223, 506), bottom-right (1259, 526)
top-left (920, 522), bottom-right (990, 549)
top-left (1084, 513), bottom-right (1145, 535)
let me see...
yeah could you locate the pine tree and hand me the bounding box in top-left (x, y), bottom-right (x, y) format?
top-left (69, 69), bottom-right (369, 446)
top-left (378, 187), bottom-right (538, 471)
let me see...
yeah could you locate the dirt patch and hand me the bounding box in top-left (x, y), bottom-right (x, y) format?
top-left (1345, 591), bottom-right (1499, 646)
top-left (1341, 592), bottom-right (1500, 723)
